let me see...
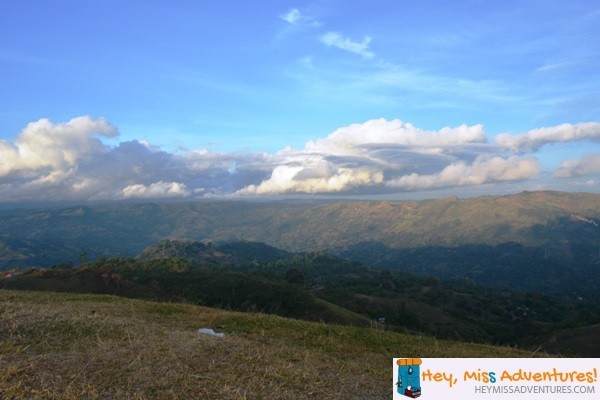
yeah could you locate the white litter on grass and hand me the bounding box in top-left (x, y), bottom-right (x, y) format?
top-left (198, 328), bottom-right (225, 338)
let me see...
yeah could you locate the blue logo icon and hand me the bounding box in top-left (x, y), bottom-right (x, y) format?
top-left (397, 358), bottom-right (422, 398)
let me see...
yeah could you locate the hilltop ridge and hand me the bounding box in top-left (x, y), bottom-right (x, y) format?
top-left (0, 290), bottom-right (537, 399)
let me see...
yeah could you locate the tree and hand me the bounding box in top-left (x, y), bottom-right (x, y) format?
top-left (285, 268), bottom-right (305, 285)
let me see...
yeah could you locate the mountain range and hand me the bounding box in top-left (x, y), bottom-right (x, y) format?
top-left (1, 190), bottom-right (598, 299)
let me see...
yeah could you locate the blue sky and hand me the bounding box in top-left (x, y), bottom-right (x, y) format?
top-left (0, 0), bottom-right (599, 202)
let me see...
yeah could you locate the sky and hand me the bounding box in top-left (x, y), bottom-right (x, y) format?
top-left (0, 0), bottom-right (599, 203)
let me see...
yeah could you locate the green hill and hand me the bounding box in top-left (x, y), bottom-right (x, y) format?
top-left (137, 239), bottom-right (291, 265)
top-left (0, 290), bottom-right (537, 400)
top-left (3, 258), bottom-right (371, 329)
top-left (4, 240), bottom-right (600, 356)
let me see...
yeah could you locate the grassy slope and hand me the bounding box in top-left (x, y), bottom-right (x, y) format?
top-left (1, 290), bottom-right (536, 400)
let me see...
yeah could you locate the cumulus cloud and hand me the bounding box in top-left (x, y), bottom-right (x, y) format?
top-left (0, 117), bottom-right (261, 202)
top-left (495, 122), bottom-right (600, 152)
top-left (0, 116), bottom-right (598, 202)
top-left (305, 118), bottom-right (487, 156)
top-left (320, 32), bottom-right (374, 59)
top-left (0, 116), bottom-right (117, 178)
top-left (122, 181), bottom-right (190, 199)
top-left (237, 159), bottom-right (384, 195)
top-left (386, 155), bottom-right (540, 190)
top-left (555, 153), bottom-right (600, 178)
top-left (235, 119), bottom-right (518, 195)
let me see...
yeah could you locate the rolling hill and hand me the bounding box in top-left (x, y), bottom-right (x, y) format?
top-left (4, 239), bottom-right (600, 356)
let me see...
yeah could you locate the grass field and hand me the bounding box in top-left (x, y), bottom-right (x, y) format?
top-left (1, 290), bottom-right (540, 399)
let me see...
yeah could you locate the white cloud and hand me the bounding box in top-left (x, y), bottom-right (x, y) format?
top-left (281, 8), bottom-right (301, 24)
top-left (305, 118), bottom-right (487, 157)
top-left (555, 153), bottom-right (600, 178)
top-left (0, 117), bottom-right (240, 202)
top-left (0, 116), bottom-right (598, 202)
top-left (237, 158), bottom-right (384, 195)
top-left (0, 116), bottom-right (117, 177)
top-left (122, 181), bottom-right (191, 199)
top-left (535, 60), bottom-right (580, 73)
top-left (495, 122), bottom-right (600, 152)
top-left (319, 32), bottom-right (374, 59)
top-left (236, 119), bottom-right (521, 195)
top-left (386, 155), bottom-right (540, 190)
top-left (280, 8), bottom-right (321, 27)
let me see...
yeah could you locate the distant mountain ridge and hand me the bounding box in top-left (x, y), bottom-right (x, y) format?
top-left (0, 191), bottom-right (598, 271)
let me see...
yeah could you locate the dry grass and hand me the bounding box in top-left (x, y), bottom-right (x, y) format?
top-left (1, 290), bottom-right (535, 399)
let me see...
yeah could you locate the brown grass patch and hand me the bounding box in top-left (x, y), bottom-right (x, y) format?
top-left (1, 290), bottom-right (535, 399)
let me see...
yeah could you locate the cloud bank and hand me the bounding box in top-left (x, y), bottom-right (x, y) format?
top-left (386, 155), bottom-right (539, 190)
top-left (495, 122), bottom-right (600, 152)
top-left (0, 116), bottom-right (598, 202)
top-left (555, 153), bottom-right (600, 178)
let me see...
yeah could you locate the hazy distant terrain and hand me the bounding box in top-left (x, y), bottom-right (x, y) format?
top-left (1, 191), bottom-right (598, 260)
top-left (1, 190), bottom-right (598, 298)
